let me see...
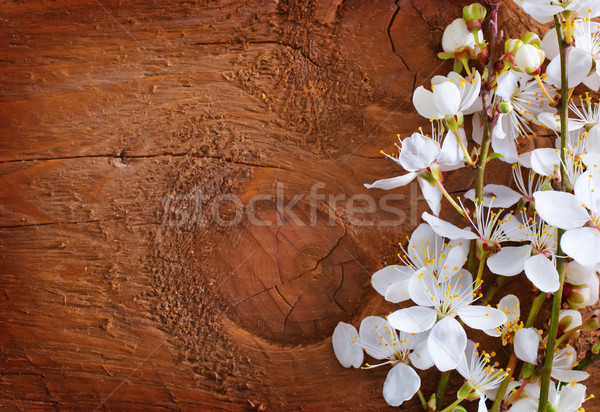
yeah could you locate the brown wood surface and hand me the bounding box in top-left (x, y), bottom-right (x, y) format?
top-left (1, 0), bottom-right (599, 410)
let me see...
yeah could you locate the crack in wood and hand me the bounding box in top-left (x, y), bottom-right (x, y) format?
top-left (387, 0), bottom-right (411, 73)
top-left (0, 217), bottom-right (124, 230)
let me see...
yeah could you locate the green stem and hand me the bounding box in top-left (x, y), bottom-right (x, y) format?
top-left (452, 128), bottom-right (474, 166)
top-left (434, 179), bottom-right (466, 217)
top-left (481, 275), bottom-right (505, 306)
top-left (538, 18), bottom-right (571, 412)
top-left (417, 389), bottom-right (427, 410)
top-left (474, 250), bottom-right (489, 290)
top-left (436, 370), bottom-right (451, 410)
top-left (526, 292), bottom-right (547, 328)
top-left (475, 114), bottom-right (492, 201)
top-left (490, 292), bottom-right (546, 412)
top-left (440, 397), bottom-right (463, 412)
top-left (490, 354), bottom-right (518, 412)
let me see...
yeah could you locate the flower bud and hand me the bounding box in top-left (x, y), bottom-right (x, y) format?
top-left (522, 32), bottom-right (542, 48)
top-left (504, 39), bottom-right (523, 58)
top-left (498, 101), bottom-right (513, 114)
top-left (583, 311), bottom-right (600, 331)
top-left (515, 44), bottom-right (545, 75)
top-left (566, 283), bottom-right (595, 309)
top-left (463, 3), bottom-right (487, 32)
top-left (522, 362), bottom-right (536, 379)
top-left (442, 18), bottom-right (478, 54)
top-left (558, 309), bottom-right (583, 338)
top-left (547, 404), bottom-right (559, 412)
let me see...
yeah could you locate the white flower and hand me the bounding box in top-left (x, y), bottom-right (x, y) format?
top-left (333, 317), bottom-right (433, 407)
top-left (360, 317), bottom-right (431, 406)
top-left (465, 184), bottom-right (523, 208)
top-left (513, 0), bottom-right (600, 24)
top-left (533, 172), bottom-right (600, 266)
top-left (413, 71), bottom-right (481, 121)
top-left (487, 212), bottom-right (561, 292)
top-left (371, 223), bottom-right (469, 303)
top-left (510, 161), bottom-right (552, 203)
top-left (364, 125), bottom-right (465, 215)
top-left (552, 345), bottom-right (590, 383)
top-left (422, 200), bottom-right (515, 253)
top-left (387, 269), bottom-right (507, 371)
top-left (472, 71), bottom-right (555, 162)
top-left (456, 340), bottom-right (508, 412)
top-left (543, 17), bottom-right (600, 90)
top-left (508, 382), bottom-right (587, 412)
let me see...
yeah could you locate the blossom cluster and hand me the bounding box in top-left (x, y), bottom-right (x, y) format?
top-left (332, 1), bottom-right (600, 411)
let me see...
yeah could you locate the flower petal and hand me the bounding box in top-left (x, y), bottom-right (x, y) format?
top-left (439, 128), bottom-right (467, 170)
top-left (432, 81), bottom-right (461, 116)
top-left (418, 176), bottom-right (443, 216)
top-left (428, 317), bottom-right (467, 371)
top-left (387, 306), bottom-right (437, 333)
top-left (557, 384), bottom-right (586, 412)
top-left (498, 294), bottom-right (520, 324)
top-left (487, 245), bottom-right (532, 277)
top-left (408, 269), bottom-right (437, 307)
top-left (465, 184), bottom-right (522, 208)
top-left (457, 305), bottom-right (507, 331)
top-left (437, 240), bottom-right (469, 280)
top-left (399, 133), bottom-right (441, 171)
top-left (384, 278), bottom-right (412, 303)
top-left (524, 254), bottom-right (560, 292)
top-left (561, 227), bottom-right (600, 266)
top-left (413, 86), bottom-right (441, 119)
top-left (531, 147), bottom-right (560, 176)
top-left (332, 322), bottom-right (363, 368)
top-left (359, 316), bottom-right (396, 360)
top-left (533, 191), bottom-right (590, 230)
top-left (409, 337), bottom-right (435, 370)
top-left (551, 368), bottom-right (589, 383)
top-left (422, 212), bottom-right (478, 240)
top-left (364, 172), bottom-right (418, 190)
top-left (382, 363), bottom-right (421, 407)
top-left (371, 265), bottom-right (413, 297)
top-left (514, 327), bottom-right (540, 364)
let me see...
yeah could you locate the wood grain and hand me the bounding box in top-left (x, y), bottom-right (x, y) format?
top-left (1, 0), bottom-right (598, 410)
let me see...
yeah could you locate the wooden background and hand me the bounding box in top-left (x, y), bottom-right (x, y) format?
top-left (1, 0), bottom-right (598, 410)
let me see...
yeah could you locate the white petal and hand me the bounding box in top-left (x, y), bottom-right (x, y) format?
top-left (567, 47), bottom-right (594, 89)
top-left (514, 327), bottom-right (540, 364)
top-left (438, 241), bottom-right (469, 280)
top-left (583, 72), bottom-right (600, 91)
top-left (574, 172), bottom-right (600, 212)
top-left (385, 279), bottom-right (412, 303)
top-left (332, 322), bottom-right (363, 368)
top-left (409, 338), bottom-right (435, 370)
top-left (472, 112), bottom-right (484, 145)
top-left (371, 265), bottom-right (413, 297)
top-left (531, 148), bottom-right (560, 176)
top-left (422, 212), bottom-right (478, 240)
top-left (359, 316), bottom-right (396, 360)
top-left (418, 177), bottom-right (443, 216)
top-left (413, 86), bottom-right (441, 119)
top-left (461, 71), bottom-right (482, 114)
top-left (491, 124), bottom-right (519, 164)
top-left (408, 269), bottom-right (437, 307)
top-left (551, 368), bottom-right (589, 383)
top-left (465, 184), bottom-right (522, 208)
top-left (541, 27), bottom-right (559, 60)
top-left (498, 294), bottom-right (521, 324)
top-left (524, 254), bottom-right (560, 292)
top-left (428, 317), bottom-right (467, 371)
top-left (561, 227), bottom-right (600, 266)
top-left (533, 191), bottom-right (590, 230)
top-left (439, 128), bottom-right (467, 170)
top-left (432, 81), bottom-right (461, 116)
top-left (364, 172), bottom-right (418, 190)
top-left (387, 306), bottom-right (437, 333)
top-left (408, 223), bottom-right (440, 262)
top-left (382, 363), bottom-right (421, 407)
top-left (557, 384), bottom-right (587, 411)
top-left (478, 396), bottom-right (488, 412)
top-left (399, 133), bottom-right (441, 171)
top-left (457, 306), bottom-right (507, 331)
top-left (565, 260), bottom-right (595, 285)
top-left (487, 245), bottom-right (532, 277)
top-left (496, 70), bottom-right (519, 99)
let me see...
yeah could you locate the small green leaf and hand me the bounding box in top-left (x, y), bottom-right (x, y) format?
top-left (486, 152), bottom-right (505, 161)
